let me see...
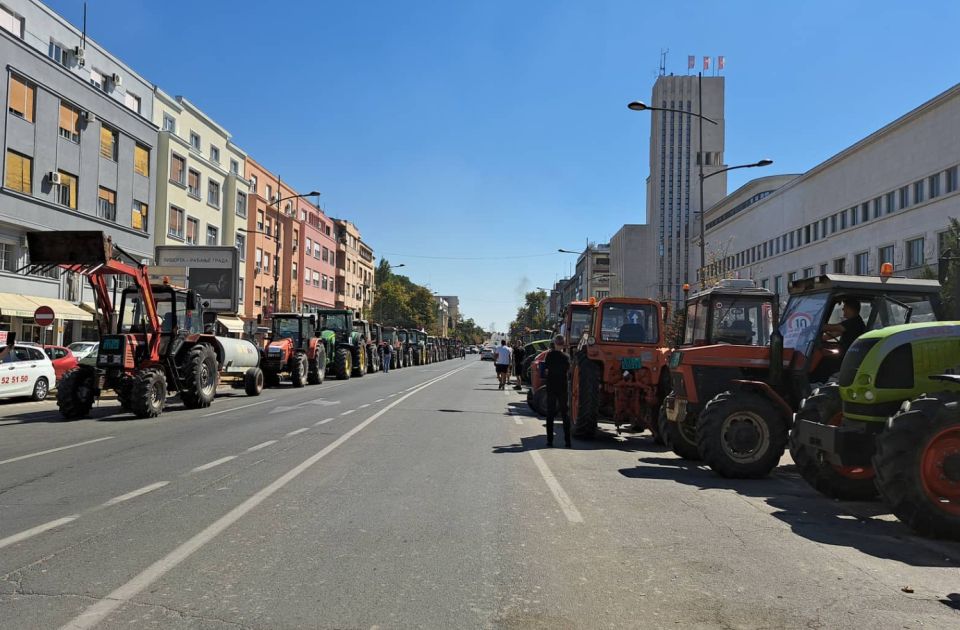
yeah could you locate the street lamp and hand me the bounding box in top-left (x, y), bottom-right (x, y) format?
top-left (557, 248), bottom-right (580, 254)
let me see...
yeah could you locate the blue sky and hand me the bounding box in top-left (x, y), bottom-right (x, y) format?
top-left (46, 0), bottom-right (960, 332)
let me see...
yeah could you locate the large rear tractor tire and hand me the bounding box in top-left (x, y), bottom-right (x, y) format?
top-left (290, 352), bottom-right (308, 388)
top-left (308, 348), bottom-right (326, 385)
top-left (874, 394), bottom-right (960, 540)
top-left (572, 353), bottom-right (599, 439)
top-left (129, 368), bottom-right (166, 419)
top-left (180, 345), bottom-right (218, 409)
top-left (661, 396), bottom-right (701, 460)
top-left (697, 390), bottom-right (789, 478)
top-left (57, 366), bottom-right (97, 420)
top-left (335, 348), bottom-right (352, 380)
top-left (353, 346), bottom-right (366, 378)
top-left (790, 384), bottom-right (878, 500)
top-left (529, 385), bottom-right (548, 417)
top-left (244, 367), bottom-right (264, 396)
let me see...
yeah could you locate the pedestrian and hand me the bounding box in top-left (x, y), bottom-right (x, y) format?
top-left (543, 335), bottom-right (572, 448)
top-left (494, 339), bottom-right (512, 390)
top-left (512, 341), bottom-right (526, 390)
top-left (382, 340), bottom-right (392, 374)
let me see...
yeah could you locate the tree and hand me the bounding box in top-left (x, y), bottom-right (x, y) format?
top-left (508, 290), bottom-right (549, 339)
top-left (925, 217), bottom-right (960, 318)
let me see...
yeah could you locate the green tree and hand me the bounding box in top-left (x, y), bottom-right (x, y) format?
top-left (508, 290), bottom-right (549, 338)
top-left (924, 217), bottom-right (960, 318)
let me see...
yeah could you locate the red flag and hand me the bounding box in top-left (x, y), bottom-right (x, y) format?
top-left (703, 56), bottom-right (711, 71)
top-left (687, 55), bottom-right (695, 70)
top-left (718, 55), bottom-right (725, 70)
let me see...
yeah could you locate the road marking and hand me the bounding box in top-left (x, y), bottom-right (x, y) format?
top-left (358, 403), bottom-right (370, 409)
top-left (0, 436), bottom-right (115, 466)
top-left (528, 450), bottom-right (584, 524)
top-left (0, 515), bottom-right (79, 550)
top-left (340, 409), bottom-right (354, 416)
top-left (102, 482), bottom-right (169, 507)
top-left (202, 399), bottom-right (271, 417)
top-left (190, 456), bottom-right (237, 473)
top-left (59, 361), bottom-right (474, 630)
top-left (375, 398), bottom-right (384, 403)
top-left (314, 418), bottom-right (334, 426)
top-left (246, 440), bottom-right (277, 452)
top-left (286, 428), bottom-right (309, 437)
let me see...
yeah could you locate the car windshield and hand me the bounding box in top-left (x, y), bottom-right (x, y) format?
top-left (69, 342), bottom-right (96, 352)
top-left (598, 304), bottom-right (659, 343)
top-left (320, 314), bottom-right (348, 331)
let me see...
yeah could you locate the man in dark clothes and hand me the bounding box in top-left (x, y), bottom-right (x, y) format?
top-left (822, 298), bottom-right (867, 355)
top-left (512, 341), bottom-right (526, 390)
top-left (543, 335), bottom-right (572, 448)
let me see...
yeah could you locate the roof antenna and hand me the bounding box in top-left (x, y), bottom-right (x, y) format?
top-left (81, 2), bottom-right (87, 50)
top-left (658, 48), bottom-right (668, 76)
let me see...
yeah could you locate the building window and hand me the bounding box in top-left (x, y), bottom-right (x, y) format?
top-left (849, 206), bottom-right (859, 227)
top-left (263, 252), bottom-right (270, 273)
top-left (187, 169), bottom-right (201, 198)
top-left (906, 237), bottom-right (925, 268)
top-left (819, 263), bottom-right (827, 275)
top-left (314, 243), bottom-right (321, 258)
top-left (291, 262), bottom-right (297, 280)
top-left (7, 74), bottom-right (35, 122)
top-left (256, 210), bottom-right (264, 231)
top-left (0, 241), bottom-right (14, 271)
top-left (230, 159), bottom-right (239, 174)
top-left (168, 206), bottom-right (184, 238)
top-left (57, 171), bottom-right (77, 208)
top-left (802, 267), bottom-right (814, 278)
top-left (48, 40), bottom-right (68, 66)
top-left (913, 180), bottom-right (925, 204)
top-left (236, 192), bottom-right (247, 217)
top-left (305, 237), bottom-right (312, 255)
top-left (0, 5), bottom-right (24, 37)
top-left (313, 270), bottom-right (320, 287)
top-left (186, 217), bottom-right (199, 244)
top-left (266, 184), bottom-right (273, 201)
top-left (97, 187), bottom-right (116, 221)
top-left (840, 211), bottom-right (847, 230)
top-left (189, 131), bottom-right (201, 150)
top-left (885, 191), bottom-right (896, 214)
top-left (872, 198), bottom-right (882, 219)
top-left (238, 278), bottom-right (244, 303)
top-left (878, 245), bottom-right (894, 268)
top-left (206, 225), bottom-right (218, 246)
top-left (899, 185), bottom-right (910, 208)
top-left (134, 144), bottom-right (149, 177)
top-left (265, 218), bottom-right (272, 237)
top-left (322, 246), bottom-right (330, 262)
top-left (131, 200), bottom-right (148, 232)
top-left (100, 126), bottom-right (118, 161)
top-left (788, 271), bottom-right (798, 284)
top-left (947, 166), bottom-right (958, 194)
top-left (89, 69), bottom-right (103, 91)
top-left (210, 145), bottom-right (220, 164)
top-left (162, 113), bottom-right (176, 133)
top-left (833, 257), bottom-right (846, 274)
top-left (255, 248), bottom-right (262, 269)
top-left (170, 154), bottom-right (186, 185)
top-left (58, 102), bottom-right (81, 142)
top-left (124, 92), bottom-right (141, 114)
top-left (208, 180), bottom-right (221, 207)
top-left (929, 173), bottom-right (941, 199)
top-left (250, 174), bottom-right (257, 193)
top-left (236, 233), bottom-right (246, 260)
top-left (854, 252), bottom-right (869, 275)
top-left (860, 202), bottom-right (869, 223)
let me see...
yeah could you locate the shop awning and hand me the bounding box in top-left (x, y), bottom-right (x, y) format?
top-left (0, 292), bottom-right (43, 318)
top-left (0, 293), bottom-right (94, 321)
top-left (217, 315), bottom-right (246, 334)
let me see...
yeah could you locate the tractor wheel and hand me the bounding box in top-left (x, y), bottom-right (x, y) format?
top-left (353, 346), bottom-right (366, 378)
top-left (291, 352), bottom-right (308, 388)
top-left (572, 352), bottom-right (599, 439)
top-left (180, 345), bottom-right (218, 409)
top-left (874, 394), bottom-right (960, 540)
top-left (308, 347), bottom-right (326, 385)
top-left (129, 368), bottom-right (166, 419)
top-left (790, 384), bottom-right (878, 500)
top-left (57, 366), bottom-right (97, 420)
top-left (244, 367), bottom-right (264, 396)
top-left (528, 385), bottom-right (548, 417)
top-left (263, 369), bottom-right (281, 388)
top-left (660, 396), bottom-right (701, 460)
top-left (697, 390), bottom-right (789, 478)
top-left (117, 375), bottom-right (136, 411)
top-left (335, 348), bottom-right (352, 380)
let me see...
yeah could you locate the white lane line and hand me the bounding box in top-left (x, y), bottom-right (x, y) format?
top-left (246, 440), bottom-right (277, 452)
top-left (102, 482), bottom-right (169, 507)
top-left (0, 515), bottom-right (79, 550)
top-left (358, 403), bottom-right (370, 409)
top-left (190, 456), bottom-right (237, 473)
top-left (202, 399), bottom-right (272, 417)
top-left (387, 393), bottom-right (397, 398)
top-left (286, 428), bottom-right (309, 437)
top-left (59, 361), bottom-right (475, 630)
top-left (375, 398), bottom-right (384, 403)
top-left (0, 436), bottom-right (115, 466)
top-left (314, 418), bottom-right (334, 426)
top-left (340, 409), bottom-right (354, 416)
top-left (528, 450), bottom-right (584, 524)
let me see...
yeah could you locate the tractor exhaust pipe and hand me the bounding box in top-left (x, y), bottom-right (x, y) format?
top-left (769, 299), bottom-right (783, 385)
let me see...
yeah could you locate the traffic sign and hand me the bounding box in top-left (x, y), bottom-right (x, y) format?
top-left (34, 305), bottom-right (55, 327)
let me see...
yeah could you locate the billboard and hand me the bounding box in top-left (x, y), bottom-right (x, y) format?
top-left (154, 246), bottom-right (239, 313)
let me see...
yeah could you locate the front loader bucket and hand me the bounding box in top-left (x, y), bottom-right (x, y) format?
top-left (26, 230), bottom-right (113, 266)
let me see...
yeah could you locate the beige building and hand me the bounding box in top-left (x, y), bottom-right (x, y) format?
top-left (701, 83), bottom-right (960, 299)
top-left (333, 218), bottom-right (375, 317)
top-left (610, 225), bottom-right (649, 297)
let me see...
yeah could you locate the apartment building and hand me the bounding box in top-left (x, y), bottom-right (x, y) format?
top-left (0, 0), bottom-right (157, 344)
top-left (291, 192), bottom-right (337, 314)
top-left (242, 157), bottom-right (289, 322)
top-left (437, 295), bottom-right (459, 330)
top-left (333, 219), bottom-right (374, 317)
top-left (573, 243), bottom-right (611, 301)
top-left (609, 224), bottom-right (650, 298)
top-left (701, 83), bottom-right (960, 299)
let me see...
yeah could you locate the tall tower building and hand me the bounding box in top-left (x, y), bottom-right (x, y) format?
top-left (644, 74), bottom-right (726, 304)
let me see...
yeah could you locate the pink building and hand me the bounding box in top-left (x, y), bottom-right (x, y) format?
top-left (295, 196), bottom-right (337, 312)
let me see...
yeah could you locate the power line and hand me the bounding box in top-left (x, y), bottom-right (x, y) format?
top-left (379, 252), bottom-right (562, 261)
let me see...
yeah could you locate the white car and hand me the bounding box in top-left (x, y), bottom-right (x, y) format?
top-left (480, 347), bottom-right (495, 361)
top-left (68, 341), bottom-right (99, 360)
top-left (1, 344), bottom-right (57, 401)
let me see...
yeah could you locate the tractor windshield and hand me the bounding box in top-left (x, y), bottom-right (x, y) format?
top-left (710, 295), bottom-right (774, 346)
top-left (599, 304), bottom-right (659, 344)
top-left (383, 329), bottom-right (397, 344)
top-left (780, 292), bottom-right (830, 357)
top-left (275, 318), bottom-right (302, 345)
top-left (320, 313), bottom-right (348, 331)
top-left (119, 289), bottom-right (199, 335)
top-left (567, 309), bottom-right (592, 345)
top-left (398, 330), bottom-right (408, 342)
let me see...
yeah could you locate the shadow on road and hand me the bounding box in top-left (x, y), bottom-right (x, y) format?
top-left (619, 456), bottom-right (960, 567)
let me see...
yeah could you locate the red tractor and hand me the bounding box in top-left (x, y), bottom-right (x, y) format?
top-left (24, 230), bottom-right (255, 419)
top-left (262, 313), bottom-right (326, 387)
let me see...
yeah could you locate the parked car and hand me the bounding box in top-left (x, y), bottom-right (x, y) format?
top-left (43, 345), bottom-right (78, 382)
top-left (467, 345), bottom-right (479, 354)
top-left (68, 341), bottom-right (99, 360)
top-left (1, 344), bottom-right (56, 401)
top-left (480, 347), bottom-right (495, 361)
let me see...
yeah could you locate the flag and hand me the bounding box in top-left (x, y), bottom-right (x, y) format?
top-left (703, 56), bottom-right (711, 71)
top-left (718, 55), bottom-right (725, 71)
top-left (687, 55), bottom-right (695, 70)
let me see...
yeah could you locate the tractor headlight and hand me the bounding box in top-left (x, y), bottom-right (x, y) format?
top-left (850, 391), bottom-right (857, 400)
top-left (864, 390), bottom-right (875, 401)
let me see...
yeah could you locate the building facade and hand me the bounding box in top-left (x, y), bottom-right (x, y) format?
top-left (333, 219), bottom-right (374, 317)
top-left (1, 0), bottom-right (157, 344)
top-left (609, 224), bottom-right (649, 298)
top-left (572, 243), bottom-right (611, 301)
top-left (242, 157), bottom-right (288, 323)
top-left (293, 194), bottom-right (337, 314)
top-left (701, 83), bottom-right (960, 299)
top-left (438, 295), bottom-right (459, 330)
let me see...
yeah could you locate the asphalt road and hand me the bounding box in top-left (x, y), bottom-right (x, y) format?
top-left (1, 357), bottom-right (958, 629)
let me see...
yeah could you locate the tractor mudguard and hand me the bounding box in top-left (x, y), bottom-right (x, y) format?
top-left (729, 379), bottom-right (793, 421)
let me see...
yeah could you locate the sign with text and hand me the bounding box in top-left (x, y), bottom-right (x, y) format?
top-left (155, 246), bottom-right (239, 313)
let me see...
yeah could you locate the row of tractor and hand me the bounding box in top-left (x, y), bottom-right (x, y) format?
top-left (522, 269), bottom-right (960, 540)
top-left (23, 230), bottom-right (463, 422)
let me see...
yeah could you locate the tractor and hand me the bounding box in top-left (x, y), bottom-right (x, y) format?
top-left (25, 230), bottom-right (264, 420)
top-left (568, 297), bottom-right (672, 438)
top-left (354, 318), bottom-right (380, 374)
top-left (527, 301), bottom-right (591, 415)
top-left (426, 335), bottom-right (438, 363)
top-left (381, 326), bottom-right (403, 370)
top-left (317, 309), bottom-right (363, 379)
top-left (261, 313), bottom-right (326, 387)
top-left (408, 330), bottom-right (427, 366)
top-left (397, 328), bottom-right (414, 367)
top-left (665, 271), bottom-right (944, 479)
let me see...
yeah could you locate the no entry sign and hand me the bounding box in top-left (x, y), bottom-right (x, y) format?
top-left (34, 305), bottom-right (55, 327)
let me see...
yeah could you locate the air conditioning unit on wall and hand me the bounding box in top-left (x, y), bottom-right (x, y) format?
top-left (111, 73), bottom-right (122, 87)
top-left (48, 172), bottom-right (62, 185)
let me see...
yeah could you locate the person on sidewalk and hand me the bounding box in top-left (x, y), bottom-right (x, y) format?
top-left (512, 341), bottom-right (526, 390)
top-left (494, 339), bottom-right (512, 390)
top-left (543, 335), bottom-right (572, 448)
top-left (382, 341), bottom-right (392, 374)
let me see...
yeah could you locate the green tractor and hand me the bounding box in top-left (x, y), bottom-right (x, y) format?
top-left (409, 330), bottom-right (428, 366)
top-left (792, 322), bottom-right (960, 538)
top-left (317, 309), bottom-right (365, 380)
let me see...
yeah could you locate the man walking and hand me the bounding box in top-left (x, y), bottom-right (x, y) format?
top-left (543, 335), bottom-right (572, 448)
top-left (494, 339), bottom-right (512, 390)
top-left (382, 341), bottom-right (392, 374)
